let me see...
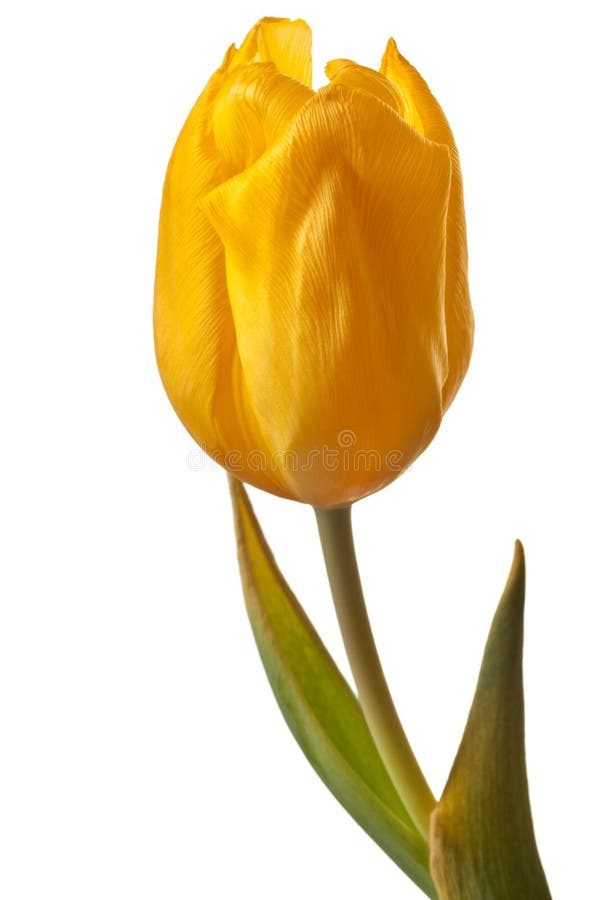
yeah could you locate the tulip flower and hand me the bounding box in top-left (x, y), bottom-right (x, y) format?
top-left (155, 18), bottom-right (552, 900)
top-left (154, 16), bottom-right (474, 508)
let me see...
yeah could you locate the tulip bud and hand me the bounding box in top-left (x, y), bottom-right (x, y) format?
top-left (154, 17), bottom-right (474, 507)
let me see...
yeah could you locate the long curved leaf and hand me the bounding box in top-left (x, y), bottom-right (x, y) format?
top-left (229, 477), bottom-right (436, 897)
top-left (429, 542), bottom-right (552, 899)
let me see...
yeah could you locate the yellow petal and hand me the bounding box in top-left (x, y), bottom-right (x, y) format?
top-left (212, 63), bottom-right (313, 172)
top-left (153, 47), bottom-right (258, 464)
top-left (154, 25), bottom-right (316, 500)
top-left (204, 84), bottom-right (452, 507)
top-left (381, 39), bottom-right (450, 145)
top-left (381, 39), bottom-right (474, 409)
top-left (228, 17), bottom-right (312, 87)
top-left (326, 58), bottom-right (410, 121)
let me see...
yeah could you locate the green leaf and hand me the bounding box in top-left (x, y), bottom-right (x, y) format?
top-left (429, 542), bottom-right (552, 899)
top-left (229, 478), bottom-right (437, 898)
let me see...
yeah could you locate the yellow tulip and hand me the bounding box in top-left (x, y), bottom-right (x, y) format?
top-left (154, 17), bottom-right (474, 508)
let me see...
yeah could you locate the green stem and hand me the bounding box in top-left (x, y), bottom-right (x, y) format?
top-left (314, 505), bottom-right (436, 840)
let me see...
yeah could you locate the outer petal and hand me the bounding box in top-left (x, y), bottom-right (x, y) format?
top-left (154, 48), bottom-right (248, 463)
top-left (204, 84), bottom-right (452, 508)
top-left (213, 63), bottom-right (312, 171)
top-left (381, 40), bottom-right (474, 409)
top-left (154, 23), bottom-right (314, 499)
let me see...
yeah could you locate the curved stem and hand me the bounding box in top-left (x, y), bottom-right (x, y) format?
top-left (314, 505), bottom-right (436, 840)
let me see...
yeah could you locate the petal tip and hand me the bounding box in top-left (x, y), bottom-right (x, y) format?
top-left (381, 36), bottom-right (412, 73)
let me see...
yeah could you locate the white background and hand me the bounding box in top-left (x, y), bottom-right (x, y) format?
top-left (1, 1), bottom-right (599, 897)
